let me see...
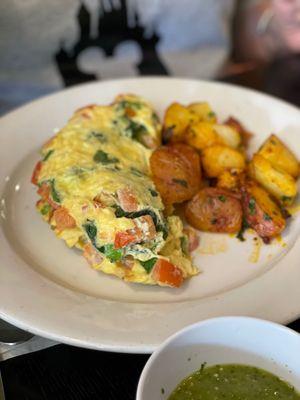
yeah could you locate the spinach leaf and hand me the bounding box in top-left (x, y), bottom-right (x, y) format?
top-left (91, 132), bottom-right (107, 143)
top-left (117, 100), bottom-right (142, 110)
top-left (93, 150), bottom-right (119, 164)
top-left (140, 258), bottom-right (157, 273)
top-left (218, 195), bottom-right (227, 202)
top-left (114, 206), bottom-right (168, 240)
top-left (83, 220), bottom-right (97, 243)
top-left (130, 167), bottom-right (144, 177)
top-left (263, 213), bottom-right (272, 221)
top-left (49, 179), bottom-right (61, 203)
top-left (43, 149), bottom-right (54, 161)
top-left (125, 120), bottom-right (147, 142)
top-left (98, 244), bottom-right (123, 262)
top-left (149, 188), bottom-right (158, 197)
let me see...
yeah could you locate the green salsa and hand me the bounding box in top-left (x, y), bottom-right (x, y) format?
top-left (168, 364), bottom-right (300, 400)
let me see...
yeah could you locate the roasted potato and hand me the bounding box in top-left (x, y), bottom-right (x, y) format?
top-left (185, 121), bottom-right (221, 151)
top-left (150, 143), bottom-right (201, 205)
top-left (187, 102), bottom-right (217, 123)
top-left (258, 134), bottom-right (299, 178)
top-left (162, 103), bottom-right (195, 143)
top-left (241, 181), bottom-right (286, 242)
top-left (213, 124), bottom-right (241, 149)
top-left (217, 169), bottom-right (245, 191)
top-left (202, 145), bottom-right (246, 178)
top-left (248, 154), bottom-right (297, 206)
top-left (185, 187), bottom-right (242, 233)
top-left (225, 117), bottom-right (252, 148)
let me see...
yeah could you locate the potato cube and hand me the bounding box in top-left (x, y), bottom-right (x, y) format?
top-left (258, 134), bottom-right (299, 178)
top-left (202, 145), bottom-right (246, 178)
top-left (248, 154), bottom-right (297, 206)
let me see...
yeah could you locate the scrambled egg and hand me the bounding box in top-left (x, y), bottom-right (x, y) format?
top-left (33, 94), bottom-right (198, 287)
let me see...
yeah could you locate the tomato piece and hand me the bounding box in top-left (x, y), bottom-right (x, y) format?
top-left (117, 187), bottom-right (138, 212)
top-left (31, 161), bottom-right (42, 185)
top-left (152, 259), bottom-right (183, 288)
top-left (37, 183), bottom-right (60, 209)
top-left (114, 230), bottom-right (138, 249)
top-left (53, 207), bottom-right (76, 230)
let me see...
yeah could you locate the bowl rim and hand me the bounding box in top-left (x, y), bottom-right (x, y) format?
top-left (136, 316), bottom-right (300, 400)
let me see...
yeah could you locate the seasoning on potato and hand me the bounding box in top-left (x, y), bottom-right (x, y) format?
top-left (150, 143), bottom-right (201, 206)
top-left (185, 187), bottom-right (243, 233)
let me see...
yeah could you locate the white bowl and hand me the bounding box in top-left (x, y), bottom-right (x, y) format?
top-left (136, 317), bottom-right (300, 399)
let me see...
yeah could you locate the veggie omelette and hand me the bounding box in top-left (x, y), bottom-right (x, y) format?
top-left (31, 94), bottom-right (198, 288)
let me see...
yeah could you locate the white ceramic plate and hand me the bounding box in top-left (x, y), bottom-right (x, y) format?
top-left (1, 78), bottom-right (300, 353)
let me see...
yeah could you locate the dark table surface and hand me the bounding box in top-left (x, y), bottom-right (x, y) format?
top-left (1, 56), bottom-right (300, 400)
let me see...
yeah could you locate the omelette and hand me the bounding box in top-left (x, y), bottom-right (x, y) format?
top-left (31, 94), bottom-right (198, 287)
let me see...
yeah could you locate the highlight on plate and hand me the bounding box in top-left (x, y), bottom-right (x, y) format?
top-left (31, 94), bottom-right (299, 288)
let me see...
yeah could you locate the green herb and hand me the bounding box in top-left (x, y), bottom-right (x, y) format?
top-left (236, 217), bottom-right (250, 242)
top-left (218, 195), bottom-right (227, 202)
top-left (172, 178), bottom-right (188, 188)
top-left (91, 131), bottom-right (107, 143)
top-left (180, 236), bottom-right (189, 255)
top-left (83, 220), bottom-right (97, 243)
top-left (248, 198), bottom-right (256, 215)
top-left (43, 149), bottom-right (54, 161)
top-left (208, 111), bottom-right (216, 118)
top-left (281, 195), bottom-right (292, 202)
top-left (130, 167), bottom-right (144, 177)
top-left (49, 179), bottom-right (61, 203)
top-left (40, 204), bottom-right (51, 215)
top-left (263, 213), bottom-right (272, 221)
top-left (117, 100), bottom-right (142, 110)
top-left (270, 139), bottom-right (276, 145)
top-left (152, 112), bottom-right (160, 124)
top-left (98, 244), bottom-right (123, 262)
top-left (149, 188), bottom-right (158, 197)
top-left (114, 206), bottom-right (168, 239)
top-left (125, 120), bottom-right (147, 142)
top-left (93, 150), bottom-right (119, 164)
top-left (140, 258), bottom-right (157, 273)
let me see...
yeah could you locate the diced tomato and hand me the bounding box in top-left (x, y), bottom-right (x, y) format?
top-left (31, 161), bottom-right (42, 185)
top-left (114, 230), bottom-right (138, 249)
top-left (53, 207), bottom-right (76, 230)
top-left (117, 187), bottom-right (138, 212)
top-left (152, 259), bottom-right (184, 288)
top-left (83, 244), bottom-right (103, 266)
top-left (37, 183), bottom-right (59, 209)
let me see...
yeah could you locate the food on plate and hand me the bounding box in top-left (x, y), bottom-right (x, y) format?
top-left (149, 143), bottom-right (201, 206)
top-left (32, 93), bottom-right (300, 288)
top-left (32, 94), bottom-right (198, 288)
top-left (216, 169), bottom-right (245, 191)
top-left (185, 188), bottom-right (243, 233)
top-left (185, 121), bottom-right (222, 151)
top-left (201, 145), bottom-right (246, 178)
top-left (248, 154), bottom-right (297, 206)
top-left (241, 181), bottom-right (286, 243)
top-left (213, 123), bottom-right (241, 149)
top-left (258, 134), bottom-right (299, 178)
top-left (168, 364), bottom-right (300, 400)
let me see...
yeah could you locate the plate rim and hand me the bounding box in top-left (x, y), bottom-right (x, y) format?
top-left (1, 76), bottom-right (300, 353)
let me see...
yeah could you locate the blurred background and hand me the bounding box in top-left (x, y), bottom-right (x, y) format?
top-left (1, 0), bottom-right (300, 116)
